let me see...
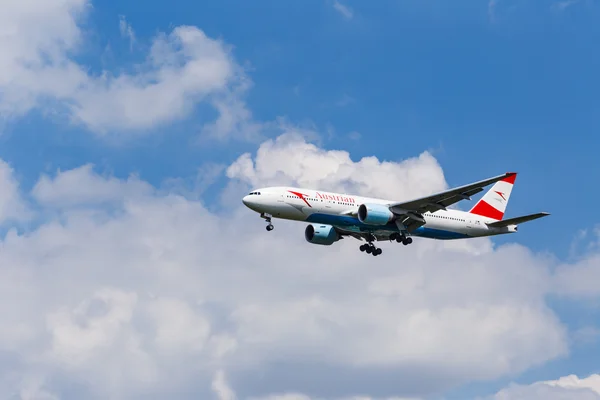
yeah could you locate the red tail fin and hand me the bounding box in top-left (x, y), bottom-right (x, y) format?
top-left (469, 172), bottom-right (516, 220)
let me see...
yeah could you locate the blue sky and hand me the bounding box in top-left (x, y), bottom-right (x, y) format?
top-left (3, 0), bottom-right (598, 256)
top-left (1, 0), bottom-right (600, 399)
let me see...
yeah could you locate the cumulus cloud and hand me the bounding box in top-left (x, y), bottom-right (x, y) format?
top-left (0, 132), bottom-right (591, 398)
top-left (1, 3), bottom-right (597, 399)
top-left (488, 373), bottom-right (600, 399)
top-left (0, 0), bottom-right (253, 137)
top-left (212, 370), bottom-right (237, 400)
top-left (250, 395), bottom-right (418, 400)
top-left (227, 130), bottom-right (448, 202)
top-left (32, 164), bottom-right (154, 208)
top-left (551, 227), bottom-right (600, 298)
top-left (0, 159), bottom-right (29, 224)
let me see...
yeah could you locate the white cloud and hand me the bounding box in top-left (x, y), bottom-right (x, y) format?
top-left (551, 228), bottom-right (600, 298)
top-left (1, 2), bottom-right (597, 399)
top-left (11, 375), bottom-right (61, 400)
top-left (32, 164), bottom-right (154, 208)
top-left (212, 370), bottom-right (237, 400)
top-left (553, 254), bottom-right (600, 297)
top-left (333, 0), bottom-right (354, 19)
top-left (199, 78), bottom-right (264, 141)
top-left (0, 0), bottom-right (253, 138)
top-left (0, 132), bottom-right (585, 398)
top-left (46, 288), bottom-right (141, 368)
top-left (251, 395), bottom-right (419, 400)
top-left (488, 373), bottom-right (600, 399)
top-left (226, 130), bottom-right (448, 202)
top-left (147, 297), bottom-right (211, 354)
top-left (0, 159), bottom-right (29, 224)
top-left (71, 26), bottom-right (244, 134)
top-left (119, 15), bottom-right (136, 50)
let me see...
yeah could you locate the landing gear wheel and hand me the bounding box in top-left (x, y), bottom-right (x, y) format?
top-left (365, 245), bottom-right (373, 254)
top-left (402, 237), bottom-right (413, 245)
top-left (261, 213), bottom-right (274, 232)
top-left (372, 248), bottom-right (382, 256)
top-left (359, 244), bottom-right (367, 252)
top-left (394, 233), bottom-right (406, 243)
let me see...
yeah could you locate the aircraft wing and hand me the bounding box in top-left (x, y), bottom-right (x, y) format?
top-left (388, 172), bottom-right (515, 214)
top-left (333, 226), bottom-right (392, 242)
top-left (387, 172), bottom-right (516, 232)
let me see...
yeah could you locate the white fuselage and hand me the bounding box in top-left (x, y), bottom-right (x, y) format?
top-left (242, 186), bottom-right (515, 240)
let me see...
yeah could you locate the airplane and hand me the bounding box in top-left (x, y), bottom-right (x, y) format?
top-left (241, 172), bottom-right (549, 256)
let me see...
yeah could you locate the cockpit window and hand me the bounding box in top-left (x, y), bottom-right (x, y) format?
top-left (247, 192), bottom-right (262, 195)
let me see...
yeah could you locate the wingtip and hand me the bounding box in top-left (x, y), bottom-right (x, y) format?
top-left (501, 172), bottom-right (517, 184)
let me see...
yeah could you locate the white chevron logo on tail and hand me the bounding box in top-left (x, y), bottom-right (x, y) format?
top-left (469, 172), bottom-right (516, 220)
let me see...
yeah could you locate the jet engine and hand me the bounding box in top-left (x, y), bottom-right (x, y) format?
top-left (358, 203), bottom-right (394, 225)
top-left (304, 224), bottom-right (340, 246)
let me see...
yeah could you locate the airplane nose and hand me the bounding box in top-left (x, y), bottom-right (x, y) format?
top-left (243, 195), bottom-right (261, 211)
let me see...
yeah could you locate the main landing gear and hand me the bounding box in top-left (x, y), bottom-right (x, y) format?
top-left (359, 243), bottom-right (382, 256)
top-left (390, 232), bottom-right (413, 246)
top-left (261, 213), bottom-right (274, 231)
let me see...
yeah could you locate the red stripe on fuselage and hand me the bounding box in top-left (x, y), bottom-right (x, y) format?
top-left (288, 190), bottom-right (312, 207)
top-left (469, 200), bottom-right (504, 220)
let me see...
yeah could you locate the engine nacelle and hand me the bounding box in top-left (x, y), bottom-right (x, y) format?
top-left (304, 224), bottom-right (340, 246)
top-left (358, 203), bottom-right (394, 225)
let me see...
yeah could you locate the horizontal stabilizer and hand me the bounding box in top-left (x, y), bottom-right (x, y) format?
top-left (486, 212), bottom-right (550, 228)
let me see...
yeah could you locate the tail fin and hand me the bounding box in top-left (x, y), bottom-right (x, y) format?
top-left (468, 172), bottom-right (516, 220)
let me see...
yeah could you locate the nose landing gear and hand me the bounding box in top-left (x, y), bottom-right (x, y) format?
top-left (261, 213), bottom-right (274, 231)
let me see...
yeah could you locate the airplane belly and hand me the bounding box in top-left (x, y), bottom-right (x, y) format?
top-left (414, 219), bottom-right (470, 240)
top-left (269, 202), bottom-right (306, 220)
